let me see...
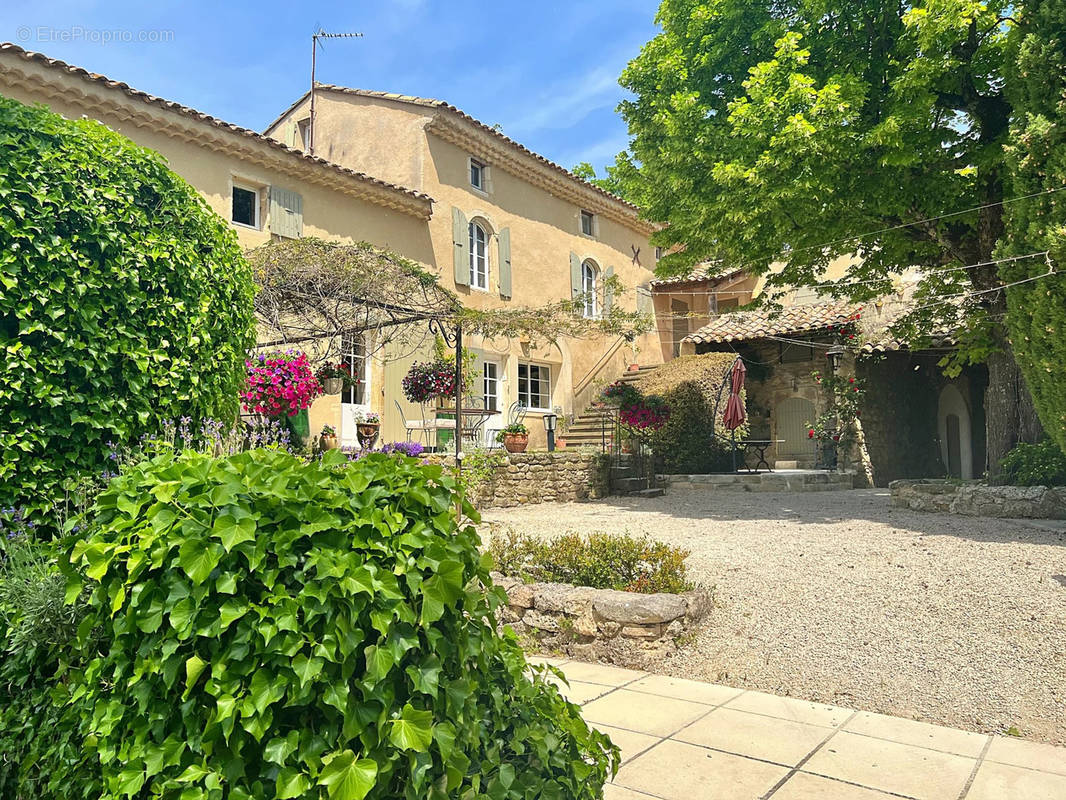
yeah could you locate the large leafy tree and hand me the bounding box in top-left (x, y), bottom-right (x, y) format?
top-left (999, 0), bottom-right (1066, 452)
top-left (617, 0), bottom-right (1046, 472)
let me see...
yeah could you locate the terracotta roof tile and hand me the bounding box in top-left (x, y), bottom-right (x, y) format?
top-left (684, 300), bottom-right (858, 344)
top-left (273, 84), bottom-right (647, 219)
top-left (0, 43), bottom-right (433, 208)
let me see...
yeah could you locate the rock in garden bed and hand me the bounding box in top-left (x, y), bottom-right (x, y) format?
top-left (491, 572), bottom-right (711, 666)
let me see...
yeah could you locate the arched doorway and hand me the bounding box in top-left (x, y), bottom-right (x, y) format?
top-left (776, 397), bottom-right (818, 460)
top-left (937, 384), bottom-right (973, 479)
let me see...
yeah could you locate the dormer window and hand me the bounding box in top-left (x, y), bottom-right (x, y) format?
top-left (470, 158), bottom-right (486, 191)
top-left (580, 210), bottom-right (595, 237)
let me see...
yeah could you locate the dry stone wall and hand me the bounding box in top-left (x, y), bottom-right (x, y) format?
top-left (472, 451), bottom-right (610, 509)
top-left (890, 480), bottom-right (1066, 519)
top-left (492, 572), bottom-right (711, 666)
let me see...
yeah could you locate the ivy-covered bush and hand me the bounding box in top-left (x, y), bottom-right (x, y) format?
top-left (53, 448), bottom-right (615, 799)
top-left (635, 354), bottom-right (743, 474)
top-left (0, 95), bottom-right (255, 518)
top-left (488, 528), bottom-right (693, 594)
top-left (998, 439), bottom-right (1066, 487)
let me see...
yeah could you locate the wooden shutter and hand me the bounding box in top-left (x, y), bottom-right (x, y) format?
top-left (498, 227), bottom-right (512, 299)
top-left (452, 207), bottom-right (469, 287)
top-left (604, 265), bottom-right (615, 312)
top-left (570, 252), bottom-right (582, 301)
top-left (268, 186), bottom-right (303, 239)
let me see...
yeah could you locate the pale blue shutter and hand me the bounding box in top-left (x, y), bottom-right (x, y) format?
top-left (269, 186), bottom-right (303, 239)
top-left (453, 207), bottom-right (469, 287)
top-left (498, 227), bottom-right (512, 299)
top-left (605, 265), bottom-right (615, 312)
top-left (570, 252), bottom-right (582, 301)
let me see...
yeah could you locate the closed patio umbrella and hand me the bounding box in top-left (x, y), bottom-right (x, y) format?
top-left (722, 357), bottom-right (747, 472)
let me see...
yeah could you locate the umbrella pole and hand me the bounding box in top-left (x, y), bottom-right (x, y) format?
top-left (731, 428), bottom-right (737, 473)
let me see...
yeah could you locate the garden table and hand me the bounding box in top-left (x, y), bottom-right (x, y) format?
top-left (435, 407), bottom-right (495, 448)
top-left (738, 439), bottom-right (784, 473)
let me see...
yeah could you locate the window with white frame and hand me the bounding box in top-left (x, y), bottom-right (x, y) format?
top-left (468, 221), bottom-right (489, 290)
top-left (470, 158), bottom-right (486, 191)
top-left (581, 259), bottom-right (598, 318)
top-left (482, 361), bottom-right (499, 412)
top-left (297, 118), bottom-right (311, 150)
top-left (340, 335), bottom-right (367, 406)
top-left (231, 183), bottom-right (260, 229)
top-left (580, 209), bottom-right (595, 237)
top-left (517, 363), bottom-right (550, 411)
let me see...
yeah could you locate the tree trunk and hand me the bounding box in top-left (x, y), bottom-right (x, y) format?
top-left (984, 337), bottom-right (1044, 479)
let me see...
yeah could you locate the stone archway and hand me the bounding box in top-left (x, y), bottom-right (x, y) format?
top-left (938, 384), bottom-right (973, 479)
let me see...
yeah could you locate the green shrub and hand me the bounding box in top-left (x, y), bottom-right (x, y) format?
top-left (51, 448), bottom-right (615, 800)
top-left (636, 354), bottom-right (744, 474)
top-left (0, 95), bottom-right (255, 520)
top-left (0, 533), bottom-right (97, 799)
top-left (998, 439), bottom-right (1066, 486)
top-left (488, 528), bottom-right (694, 594)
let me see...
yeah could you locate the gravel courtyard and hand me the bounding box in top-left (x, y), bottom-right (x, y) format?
top-left (481, 488), bottom-right (1066, 745)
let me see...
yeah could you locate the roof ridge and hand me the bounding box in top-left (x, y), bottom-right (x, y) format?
top-left (0, 43), bottom-right (433, 207)
top-left (286, 83), bottom-right (648, 218)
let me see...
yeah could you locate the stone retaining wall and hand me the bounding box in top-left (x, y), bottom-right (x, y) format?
top-left (890, 480), bottom-right (1066, 519)
top-left (492, 572), bottom-right (711, 665)
top-left (472, 451), bottom-right (610, 509)
top-left (665, 471), bottom-right (855, 492)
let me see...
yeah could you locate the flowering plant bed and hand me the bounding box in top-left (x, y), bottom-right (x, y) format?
top-left (619, 395), bottom-right (670, 431)
top-left (241, 350), bottom-right (321, 417)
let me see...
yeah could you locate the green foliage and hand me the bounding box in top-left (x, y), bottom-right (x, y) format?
top-left (635, 354), bottom-right (742, 473)
top-left (1000, 0), bottom-right (1066, 450)
top-left (618, 0), bottom-right (1013, 357)
top-left (0, 533), bottom-right (98, 799)
top-left (495, 423), bottom-right (528, 444)
top-left (0, 95), bottom-right (255, 519)
top-left (807, 370), bottom-right (866, 454)
top-left (53, 448), bottom-right (616, 800)
top-left (488, 528), bottom-right (693, 595)
top-left (460, 450), bottom-right (507, 498)
top-left (998, 440), bottom-right (1066, 487)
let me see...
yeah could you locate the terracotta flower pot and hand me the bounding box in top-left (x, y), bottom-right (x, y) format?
top-left (322, 377), bottom-right (344, 395)
top-left (555, 437), bottom-right (568, 449)
top-left (320, 435), bottom-right (338, 451)
top-left (502, 433), bottom-right (528, 453)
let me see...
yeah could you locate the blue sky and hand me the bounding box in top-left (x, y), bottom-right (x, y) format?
top-left (2, 1), bottom-right (660, 175)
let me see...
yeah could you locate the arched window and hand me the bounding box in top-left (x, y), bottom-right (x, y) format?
top-left (468, 221), bottom-right (489, 290)
top-left (581, 259), bottom-right (598, 318)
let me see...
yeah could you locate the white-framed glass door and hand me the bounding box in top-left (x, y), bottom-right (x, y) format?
top-left (339, 335), bottom-right (371, 447)
top-left (481, 359), bottom-right (504, 446)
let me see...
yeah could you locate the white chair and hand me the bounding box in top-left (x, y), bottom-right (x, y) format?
top-left (395, 400), bottom-right (432, 444)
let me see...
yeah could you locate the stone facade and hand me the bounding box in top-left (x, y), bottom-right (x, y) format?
top-left (492, 573), bottom-right (711, 665)
top-left (890, 480), bottom-right (1066, 519)
top-left (471, 451), bottom-right (610, 509)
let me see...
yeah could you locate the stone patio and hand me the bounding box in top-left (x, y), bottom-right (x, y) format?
top-left (532, 657), bottom-right (1066, 800)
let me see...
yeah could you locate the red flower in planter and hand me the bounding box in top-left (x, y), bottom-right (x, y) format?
top-left (808, 429), bottom-right (815, 439)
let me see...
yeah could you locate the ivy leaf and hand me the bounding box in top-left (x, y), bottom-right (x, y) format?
top-left (388, 704), bottom-right (434, 752)
top-left (213, 512), bottom-right (256, 551)
top-left (178, 539), bottom-right (223, 584)
top-left (275, 767), bottom-right (311, 799)
top-left (184, 655), bottom-right (207, 695)
top-left (317, 750), bottom-right (378, 800)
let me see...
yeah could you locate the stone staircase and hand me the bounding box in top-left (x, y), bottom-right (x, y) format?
top-left (610, 453), bottom-right (665, 498)
top-left (562, 365), bottom-right (660, 450)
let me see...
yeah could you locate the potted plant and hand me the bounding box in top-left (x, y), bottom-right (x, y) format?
top-left (496, 422), bottom-right (529, 453)
top-left (317, 363), bottom-right (352, 395)
top-left (319, 424), bottom-right (338, 451)
top-left (555, 415), bottom-right (571, 449)
top-left (242, 350), bottom-right (322, 445)
top-left (356, 412), bottom-right (380, 449)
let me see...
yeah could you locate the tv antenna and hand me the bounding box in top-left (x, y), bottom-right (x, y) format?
top-left (309, 29), bottom-right (362, 156)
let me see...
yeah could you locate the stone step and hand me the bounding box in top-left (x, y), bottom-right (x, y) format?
top-left (630, 487), bottom-right (665, 498)
top-left (613, 476), bottom-right (650, 492)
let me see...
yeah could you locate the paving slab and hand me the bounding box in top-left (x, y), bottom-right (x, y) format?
top-left (540, 659), bottom-right (1066, 800)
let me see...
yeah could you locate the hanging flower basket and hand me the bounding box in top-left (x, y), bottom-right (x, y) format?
top-left (402, 360), bottom-right (457, 404)
top-left (242, 351), bottom-right (322, 419)
top-left (322, 377), bottom-right (344, 395)
top-left (317, 363), bottom-right (354, 395)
